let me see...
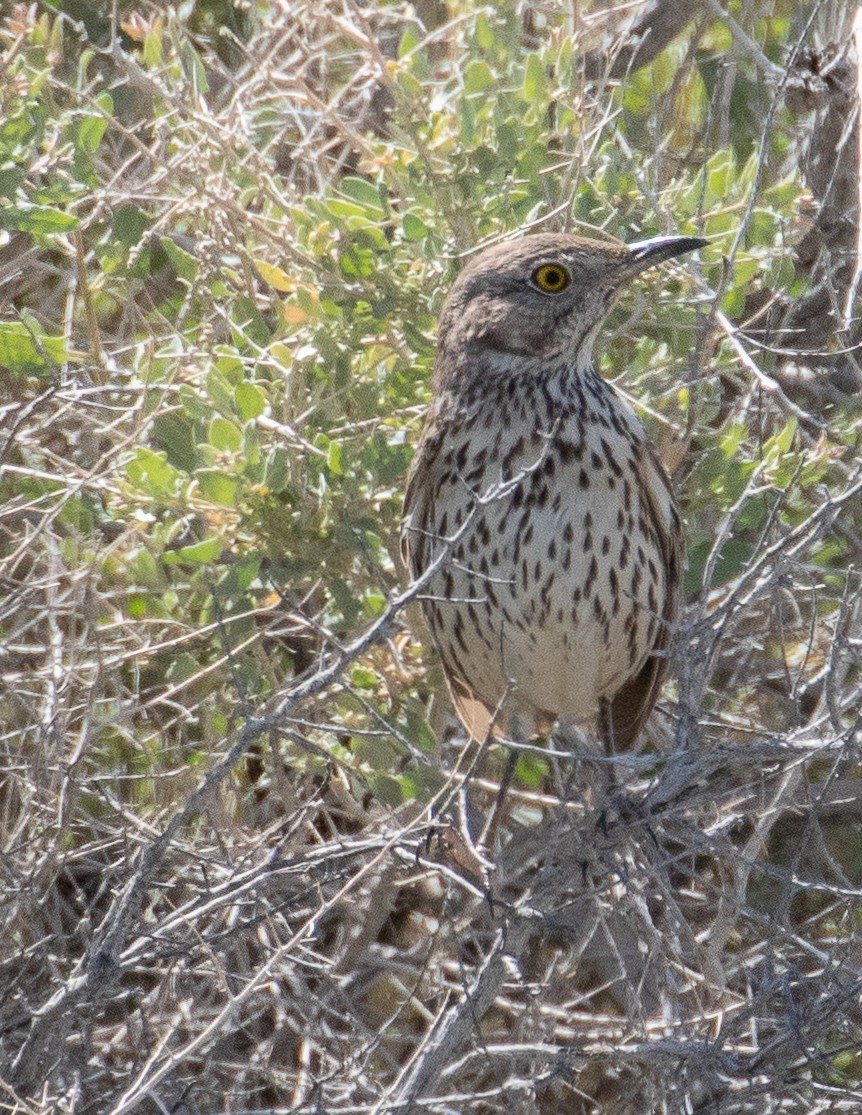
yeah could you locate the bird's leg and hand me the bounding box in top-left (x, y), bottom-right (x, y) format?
top-left (476, 741), bottom-right (520, 855)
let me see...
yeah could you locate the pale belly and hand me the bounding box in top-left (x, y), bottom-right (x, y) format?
top-left (417, 420), bottom-right (669, 732)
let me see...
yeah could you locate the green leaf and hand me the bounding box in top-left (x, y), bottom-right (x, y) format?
top-left (394, 68), bottom-right (422, 98)
top-left (326, 440), bottom-right (344, 475)
top-left (522, 52), bottom-right (547, 103)
top-left (235, 381), bottom-right (267, 420)
top-left (161, 237), bottom-right (198, 282)
top-left (1, 205), bottom-right (79, 233)
top-left (206, 369), bottom-right (239, 415)
top-left (179, 384), bottom-right (213, 422)
top-left (350, 666), bottom-right (378, 688)
top-left (231, 296), bottom-right (271, 348)
top-left (764, 417), bottom-right (798, 460)
top-left (405, 707), bottom-right (437, 754)
top-left (242, 422), bottom-right (262, 470)
top-left (397, 24), bottom-right (421, 59)
top-left (209, 416), bottom-right (242, 452)
top-left (475, 12), bottom-right (496, 49)
top-left (464, 60), bottom-right (494, 94)
top-left (129, 547), bottom-right (164, 590)
top-left (77, 95), bottom-right (112, 153)
top-left (339, 176), bottom-right (386, 213)
top-left (166, 652), bottom-right (201, 684)
top-left (112, 205), bottom-right (150, 248)
top-left (720, 423), bottom-right (747, 460)
top-left (163, 537), bottom-right (224, 565)
top-left (219, 551), bottom-right (261, 593)
top-left (125, 449), bottom-right (182, 499)
top-left (514, 752), bottom-right (550, 790)
top-left (181, 40), bottom-right (209, 95)
top-left (402, 213), bottom-right (428, 241)
top-left (0, 321), bottom-right (66, 373)
top-left (153, 412), bottom-right (196, 472)
top-left (368, 772), bottom-right (406, 807)
top-left (706, 150), bottom-right (734, 203)
top-left (197, 470), bottom-right (241, 507)
top-left (264, 448), bottom-right (290, 493)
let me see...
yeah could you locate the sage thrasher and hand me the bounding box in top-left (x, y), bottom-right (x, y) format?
top-left (402, 231), bottom-right (705, 751)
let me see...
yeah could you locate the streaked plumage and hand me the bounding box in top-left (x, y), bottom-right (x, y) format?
top-left (402, 232), bottom-right (703, 749)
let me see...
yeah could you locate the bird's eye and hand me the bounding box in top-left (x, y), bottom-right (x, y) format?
top-left (532, 263), bottom-right (571, 294)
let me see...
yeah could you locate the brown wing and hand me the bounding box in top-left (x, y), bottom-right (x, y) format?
top-left (600, 445), bottom-right (684, 752)
top-left (400, 411), bottom-right (447, 576)
top-left (401, 413), bottom-right (502, 741)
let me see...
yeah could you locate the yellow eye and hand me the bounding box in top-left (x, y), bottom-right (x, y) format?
top-left (532, 263), bottom-right (571, 294)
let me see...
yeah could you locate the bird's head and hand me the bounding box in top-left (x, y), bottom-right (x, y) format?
top-left (435, 231), bottom-right (706, 390)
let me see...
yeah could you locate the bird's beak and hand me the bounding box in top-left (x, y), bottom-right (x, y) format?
top-left (626, 235), bottom-right (708, 274)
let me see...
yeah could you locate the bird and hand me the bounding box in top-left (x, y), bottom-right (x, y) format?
top-left (401, 230), bottom-right (705, 753)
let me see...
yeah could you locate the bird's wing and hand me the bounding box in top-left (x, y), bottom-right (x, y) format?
top-left (601, 444), bottom-right (684, 752)
top-left (400, 412), bottom-right (447, 573)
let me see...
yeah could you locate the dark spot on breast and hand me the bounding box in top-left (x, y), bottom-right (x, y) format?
top-left (585, 555), bottom-right (598, 594)
top-left (558, 439), bottom-right (582, 464)
top-left (453, 613), bottom-right (468, 653)
top-left (601, 438), bottom-right (623, 477)
top-left (501, 436), bottom-right (526, 480)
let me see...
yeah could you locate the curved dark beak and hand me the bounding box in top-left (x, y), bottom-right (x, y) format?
top-left (627, 235), bottom-right (708, 273)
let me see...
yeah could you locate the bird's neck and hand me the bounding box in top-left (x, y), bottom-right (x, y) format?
top-left (436, 349), bottom-right (604, 419)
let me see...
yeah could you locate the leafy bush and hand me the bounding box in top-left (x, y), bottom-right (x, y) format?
top-left (2, 2), bottom-right (862, 1112)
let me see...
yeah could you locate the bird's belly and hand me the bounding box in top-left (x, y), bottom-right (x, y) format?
top-left (430, 461), bottom-right (666, 727)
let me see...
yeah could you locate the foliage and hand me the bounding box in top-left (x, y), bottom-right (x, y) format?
top-left (2, 1), bottom-right (862, 1112)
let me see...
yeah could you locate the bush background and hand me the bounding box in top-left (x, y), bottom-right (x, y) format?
top-left (2, 1), bottom-right (862, 1112)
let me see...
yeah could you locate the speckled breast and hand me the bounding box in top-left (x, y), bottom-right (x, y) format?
top-left (404, 369), bottom-right (676, 734)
